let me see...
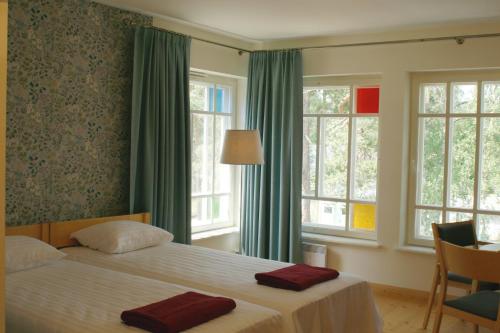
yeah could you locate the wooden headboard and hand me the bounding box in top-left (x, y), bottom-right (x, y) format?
top-left (5, 223), bottom-right (50, 242)
top-left (49, 212), bottom-right (150, 248)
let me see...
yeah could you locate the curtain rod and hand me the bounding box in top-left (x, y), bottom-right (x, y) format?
top-left (148, 26), bottom-right (253, 53)
top-left (300, 32), bottom-right (500, 51)
top-left (147, 26), bottom-right (500, 54)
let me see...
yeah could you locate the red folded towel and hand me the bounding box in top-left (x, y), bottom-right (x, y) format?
top-left (255, 264), bottom-right (339, 291)
top-left (121, 291), bottom-right (236, 333)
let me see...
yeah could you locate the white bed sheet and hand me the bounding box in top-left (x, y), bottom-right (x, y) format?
top-left (6, 259), bottom-right (282, 333)
top-left (63, 243), bottom-right (383, 333)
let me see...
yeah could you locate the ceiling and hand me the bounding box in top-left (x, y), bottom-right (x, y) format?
top-left (98, 0), bottom-right (500, 40)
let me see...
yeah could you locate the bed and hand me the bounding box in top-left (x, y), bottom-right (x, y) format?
top-left (6, 224), bottom-right (283, 333)
top-left (53, 214), bottom-right (383, 333)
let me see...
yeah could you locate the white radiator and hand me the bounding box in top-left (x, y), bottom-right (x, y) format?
top-left (302, 242), bottom-right (327, 267)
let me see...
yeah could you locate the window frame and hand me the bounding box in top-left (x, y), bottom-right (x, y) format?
top-left (302, 76), bottom-right (381, 240)
top-left (408, 70), bottom-right (500, 246)
top-left (190, 74), bottom-right (239, 234)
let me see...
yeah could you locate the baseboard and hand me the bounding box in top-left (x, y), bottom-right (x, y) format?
top-left (370, 282), bottom-right (429, 299)
top-left (369, 282), bottom-right (464, 300)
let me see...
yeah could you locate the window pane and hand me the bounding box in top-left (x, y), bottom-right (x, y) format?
top-left (302, 117), bottom-right (317, 196)
top-left (303, 87), bottom-right (350, 114)
top-left (416, 209), bottom-right (442, 239)
top-left (479, 118), bottom-right (500, 211)
top-left (302, 199), bottom-right (346, 228)
top-left (351, 203), bottom-right (376, 231)
top-left (190, 83), bottom-right (213, 112)
top-left (191, 114), bottom-right (213, 195)
top-left (417, 118), bottom-right (445, 206)
top-left (421, 84), bottom-right (446, 114)
top-left (212, 195), bottom-right (230, 224)
top-left (477, 214), bottom-right (500, 243)
top-left (215, 86), bottom-right (231, 113)
top-left (448, 118), bottom-right (476, 209)
top-left (191, 197), bottom-right (212, 227)
top-left (356, 87), bottom-right (379, 114)
top-left (214, 115), bottom-right (231, 193)
top-left (446, 211), bottom-right (473, 223)
top-left (451, 83), bottom-right (477, 114)
top-left (352, 117), bottom-right (378, 201)
top-left (482, 82), bottom-right (500, 113)
top-left (319, 118), bottom-right (348, 198)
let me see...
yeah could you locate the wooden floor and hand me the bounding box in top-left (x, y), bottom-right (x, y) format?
top-left (373, 286), bottom-right (490, 333)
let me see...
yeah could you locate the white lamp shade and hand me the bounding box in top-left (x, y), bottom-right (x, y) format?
top-left (220, 130), bottom-right (264, 165)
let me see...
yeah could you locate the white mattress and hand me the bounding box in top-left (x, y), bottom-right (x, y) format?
top-left (63, 243), bottom-right (383, 333)
top-left (6, 259), bottom-right (282, 333)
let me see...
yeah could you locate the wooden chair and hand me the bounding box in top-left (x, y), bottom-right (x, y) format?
top-left (432, 239), bottom-right (500, 333)
top-left (422, 220), bottom-right (497, 329)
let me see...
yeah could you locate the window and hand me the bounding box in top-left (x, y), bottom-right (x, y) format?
top-left (190, 75), bottom-right (238, 233)
top-left (408, 71), bottom-right (500, 246)
top-left (302, 76), bottom-right (380, 239)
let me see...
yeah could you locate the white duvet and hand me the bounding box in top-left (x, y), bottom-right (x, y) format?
top-left (6, 259), bottom-right (282, 333)
top-left (63, 243), bottom-right (383, 333)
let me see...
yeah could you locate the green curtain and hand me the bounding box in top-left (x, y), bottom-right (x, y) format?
top-left (130, 27), bottom-right (191, 244)
top-left (241, 50), bottom-right (303, 263)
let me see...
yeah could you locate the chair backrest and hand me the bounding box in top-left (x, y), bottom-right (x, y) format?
top-left (438, 240), bottom-right (500, 284)
top-left (432, 220), bottom-right (477, 248)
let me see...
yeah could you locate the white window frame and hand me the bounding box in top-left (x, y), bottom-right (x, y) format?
top-left (190, 73), bottom-right (239, 234)
top-left (303, 76), bottom-right (381, 240)
top-left (408, 70), bottom-right (500, 246)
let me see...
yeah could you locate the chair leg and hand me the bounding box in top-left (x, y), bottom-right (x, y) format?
top-left (494, 323), bottom-right (500, 333)
top-left (432, 310), bottom-right (443, 333)
top-left (423, 266), bottom-right (440, 329)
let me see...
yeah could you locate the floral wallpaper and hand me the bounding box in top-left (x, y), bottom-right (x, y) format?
top-left (7, 0), bottom-right (151, 225)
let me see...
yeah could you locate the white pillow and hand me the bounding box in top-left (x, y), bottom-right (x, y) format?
top-left (6, 236), bottom-right (66, 273)
top-left (70, 220), bottom-right (174, 254)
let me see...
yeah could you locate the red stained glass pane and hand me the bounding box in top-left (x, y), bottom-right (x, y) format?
top-left (356, 87), bottom-right (379, 114)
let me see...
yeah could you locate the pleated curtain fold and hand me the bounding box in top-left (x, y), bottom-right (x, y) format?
top-left (130, 27), bottom-right (191, 244)
top-left (242, 49), bottom-right (304, 263)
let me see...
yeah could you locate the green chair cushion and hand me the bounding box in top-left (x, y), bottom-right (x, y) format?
top-left (436, 222), bottom-right (475, 247)
top-left (444, 290), bottom-right (500, 321)
top-left (448, 273), bottom-right (499, 290)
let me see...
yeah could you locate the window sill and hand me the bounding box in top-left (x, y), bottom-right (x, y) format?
top-left (302, 232), bottom-right (381, 248)
top-left (397, 245), bottom-right (435, 255)
top-left (192, 226), bottom-right (239, 241)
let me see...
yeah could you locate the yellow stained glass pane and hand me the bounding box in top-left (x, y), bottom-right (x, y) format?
top-left (352, 203), bottom-right (376, 230)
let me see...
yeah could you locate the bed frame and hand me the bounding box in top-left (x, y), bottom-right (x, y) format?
top-left (5, 223), bottom-right (50, 242)
top-left (49, 213), bottom-right (150, 248)
top-left (5, 212), bottom-right (150, 247)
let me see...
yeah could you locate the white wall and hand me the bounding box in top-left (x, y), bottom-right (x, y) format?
top-left (153, 15), bottom-right (500, 291)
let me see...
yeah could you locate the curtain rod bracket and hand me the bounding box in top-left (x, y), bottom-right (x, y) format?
top-left (455, 37), bottom-right (465, 45)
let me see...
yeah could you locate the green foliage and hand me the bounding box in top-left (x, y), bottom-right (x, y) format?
top-left (449, 118), bottom-right (476, 207)
top-left (302, 117), bottom-right (317, 196)
top-left (419, 118), bottom-right (445, 206)
top-left (303, 87), bottom-right (350, 114)
top-left (352, 117), bottom-right (378, 201)
top-left (422, 85), bottom-right (446, 114)
top-left (190, 83), bottom-right (210, 111)
top-left (452, 84), bottom-right (477, 113)
top-left (322, 118), bottom-right (348, 198)
top-left (302, 87), bottom-right (378, 225)
top-left (417, 83), bottom-right (500, 241)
